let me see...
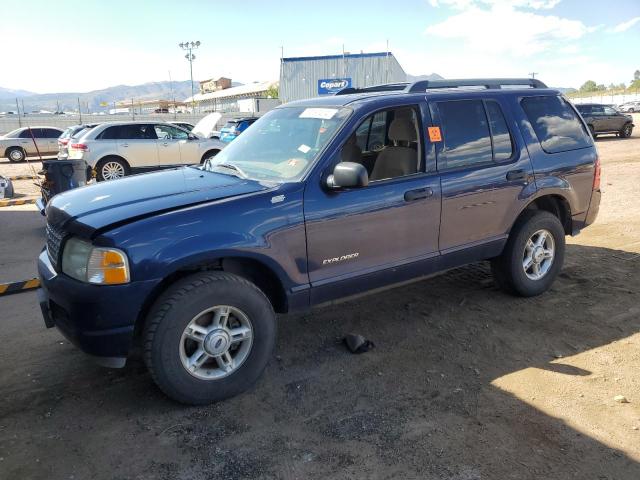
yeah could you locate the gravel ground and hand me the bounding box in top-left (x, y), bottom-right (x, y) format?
top-left (0, 123), bottom-right (639, 479)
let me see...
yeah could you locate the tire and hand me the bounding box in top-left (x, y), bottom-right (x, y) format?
top-left (491, 210), bottom-right (565, 297)
top-left (96, 157), bottom-right (129, 182)
top-left (201, 149), bottom-right (220, 164)
top-left (619, 123), bottom-right (633, 139)
top-left (143, 271), bottom-right (276, 405)
top-left (6, 147), bottom-right (26, 163)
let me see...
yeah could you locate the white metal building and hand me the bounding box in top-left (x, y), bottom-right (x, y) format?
top-left (279, 52), bottom-right (407, 103)
top-left (185, 81), bottom-right (280, 113)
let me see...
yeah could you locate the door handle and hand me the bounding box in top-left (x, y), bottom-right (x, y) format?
top-left (404, 187), bottom-right (433, 202)
top-left (506, 169), bottom-right (527, 181)
top-left (121, 143), bottom-right (129, 148)
top-left (162, 142), bottom-right (169, 146)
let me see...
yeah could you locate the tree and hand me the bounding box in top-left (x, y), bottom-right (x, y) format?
top-left (265, 85), bottom-right (279, 99)
top-left (579, 80), bottom-right (597, 92)
top-left (596, 84), bottom-right (606, 91)
top-left (630, 79), bottom-right (640, 90)
top-left (634, 70), bottom-right (640, 81)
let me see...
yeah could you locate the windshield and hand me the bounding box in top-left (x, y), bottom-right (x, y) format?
top-left (204, 106), bottom-right (351, 182)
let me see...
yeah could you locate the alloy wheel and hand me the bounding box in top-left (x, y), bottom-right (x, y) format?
top-left (179, 305), bottom-right (253, 380)
top-left (522, 229), bottom-right (555, 281)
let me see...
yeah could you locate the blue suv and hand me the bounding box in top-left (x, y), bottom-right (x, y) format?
top-left (37, 78), bottom-right (601, 404)
top-left (219, 117), bottom-right (259, 143)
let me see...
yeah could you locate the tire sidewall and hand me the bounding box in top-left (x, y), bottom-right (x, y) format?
top-left (504, 211), bottom-right (565, 297)
top-left (146, 274), bottom-right (276, 404)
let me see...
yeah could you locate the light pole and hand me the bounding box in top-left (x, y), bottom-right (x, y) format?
top-left (179, 41), bottom-right (200, 112)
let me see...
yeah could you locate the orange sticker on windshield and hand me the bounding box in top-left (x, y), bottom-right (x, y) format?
top-left (428, 126), bottom-right (442, 142)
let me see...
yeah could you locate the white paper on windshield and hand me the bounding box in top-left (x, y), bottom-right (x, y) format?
top-left (297, 144), bottom-right (311, 154)
top-left (299, 108), bottom-right (338, 120)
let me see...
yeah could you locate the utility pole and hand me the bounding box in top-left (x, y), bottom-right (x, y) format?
top-left (529, 72), bottom-right (538, 79)
top-left (77, 97), bottom-right (82, 123)
top-left (179, 41), bottom-right (201, 113)
top-left (15, 98), bottom-right (21, 127)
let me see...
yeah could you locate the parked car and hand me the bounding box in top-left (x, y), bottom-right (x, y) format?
top-left (57, 124), bottom-right (100, 160)
top-left (68, 121), bottom-right (226, 181)
top-left (575, 103), bottom-right (634, 138)
top-left (192, 112), bottom-right (222, 139)
top-left (1, 126), bottom-right (64, 162)
top-left (618, 101), bottom-right (640, 113)
top-left (169, 121), bottom-right (195, 131)
top-left (38, 78), bottom-right (601, 405)
top-left (219, 117), bottom-right (259, 142)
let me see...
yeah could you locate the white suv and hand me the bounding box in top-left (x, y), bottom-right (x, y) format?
top-left (69, 121), bottom-right (226, 181)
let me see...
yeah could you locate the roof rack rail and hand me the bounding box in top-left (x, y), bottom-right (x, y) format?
top-left (335, 78), bottom-right (547, 95)
top-left (407, 78), bottom-right (547, 92)
top-left (335, 82), bottom-right (409, 95)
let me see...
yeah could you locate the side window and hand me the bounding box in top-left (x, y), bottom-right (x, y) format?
top-left (591, 105), bottom-right (604, 115)
top-left (354, 111), bottom-right (387, 153)
top-left (32, 128), bottom-right (46, 138)
top-left (120, 124), bottom-right (157, 140)
top-left (343, 106), bottom-right (421, 181)
top-left (603, 106), bottom-right (617, 115)
top-left (19, 129), bottom-right (32, 138)
top-left (437, 100), bottom-right (492, 169)
top-left (99, 126), bottom-right (122, 140)
top-left (520, 96), bottom-right (591, 154)
top-left (485, 101), bottom-right (513, 162)
top-left (155, 125), bottom-right (189, 140)
top-left (44, 128), bottom-right (61, 138)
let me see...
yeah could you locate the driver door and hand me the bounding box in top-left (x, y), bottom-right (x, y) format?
top-left (154, 124), bottom-right (184, 166)
top-left (304, 104), bottom-right (442, 305)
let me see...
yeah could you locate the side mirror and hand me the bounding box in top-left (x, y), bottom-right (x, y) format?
top-left (188, 134), bottom-right (197, 140)
top-left (326, 162), bottom-right (369, 189)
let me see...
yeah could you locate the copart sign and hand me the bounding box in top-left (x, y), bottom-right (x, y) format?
top-left (318, 78), bottom-right (352, 95)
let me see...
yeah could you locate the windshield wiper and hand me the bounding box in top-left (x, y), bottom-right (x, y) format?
top-left (210, 162), bottom-right (248, 179)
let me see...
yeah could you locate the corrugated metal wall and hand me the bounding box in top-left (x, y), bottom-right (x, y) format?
top-left (279, 53), bottom-right (406, 103)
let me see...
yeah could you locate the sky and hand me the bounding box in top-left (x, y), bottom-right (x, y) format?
top-left (1, 0), bottom-right (639, 93)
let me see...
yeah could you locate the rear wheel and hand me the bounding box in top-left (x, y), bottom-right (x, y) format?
top-left (96, 157), bottom-right (129, 181)
top-left (6, 147), bottom-right (26, 163)
top-left (143, 272), bottom-right (276, 405)
top-left (619, 123), bottom-right (633, 139)
top-left (491, 210), bottom-right (565, 297)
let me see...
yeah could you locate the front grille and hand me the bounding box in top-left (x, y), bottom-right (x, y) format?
top-left (46, 223), bottom-right (65, 270)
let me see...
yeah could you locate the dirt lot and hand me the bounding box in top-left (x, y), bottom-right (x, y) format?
top-left (1, 123), bottom-right (639, 479)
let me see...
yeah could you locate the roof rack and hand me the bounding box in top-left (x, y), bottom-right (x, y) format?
top-left (335, 78), bottom-right (547, 95)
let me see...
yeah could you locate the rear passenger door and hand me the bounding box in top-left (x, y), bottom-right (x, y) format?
top-left (43, 128), bottom-right (62, 153)
top-left (432, 97), bottom-right (534, 253)
top-left (115, 124), bottom-right (159, 168)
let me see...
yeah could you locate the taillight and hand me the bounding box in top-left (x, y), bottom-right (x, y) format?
top-left (71, 143), bottom-right (88, 151)
top-left (593, 154), bottom-right (601, 190)
top-left (59, 138), bottom-right (69, 146)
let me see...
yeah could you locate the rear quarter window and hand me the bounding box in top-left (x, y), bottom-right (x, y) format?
top-left (521, 96), bottom-right (591, 154)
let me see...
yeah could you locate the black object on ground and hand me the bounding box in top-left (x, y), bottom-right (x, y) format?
top-left (344, 333), bottom-right (375, 354)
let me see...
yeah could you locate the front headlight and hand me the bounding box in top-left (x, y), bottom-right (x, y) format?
top-left (61, 237), bottom-right (130, 285)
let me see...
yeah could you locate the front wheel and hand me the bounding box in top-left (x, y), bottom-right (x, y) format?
top-left (201, 149), bottom-right (220, 164)
top-left (491, 210), bottom-right (565, 297)
top-left (143, 272), bottom-right (276, 405)
top-left (619, 123), bottom-right (633, 139)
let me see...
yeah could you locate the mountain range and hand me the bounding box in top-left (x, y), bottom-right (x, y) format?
top-left (0, 81), bottom-right (197, 113)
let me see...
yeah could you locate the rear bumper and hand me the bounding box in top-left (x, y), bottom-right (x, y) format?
top-left (37, 249), bottom-right (158, 367)
top-left (584, 189), bottom-right (601, 227)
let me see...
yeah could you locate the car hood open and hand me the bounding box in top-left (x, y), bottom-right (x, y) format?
top-left (46, 167), bottom-right (271, 235)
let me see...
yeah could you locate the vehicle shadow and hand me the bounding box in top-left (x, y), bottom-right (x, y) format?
top-left (0, 218), bottom-right (638, 479)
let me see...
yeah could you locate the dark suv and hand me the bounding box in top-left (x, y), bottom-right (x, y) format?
top-left (38, 78), bottom-right (601, 404)
top-left (575, 103), bottom-right (634, 138)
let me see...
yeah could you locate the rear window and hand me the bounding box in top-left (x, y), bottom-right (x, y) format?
top-left (521, 96), bottom-right (591, 153)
